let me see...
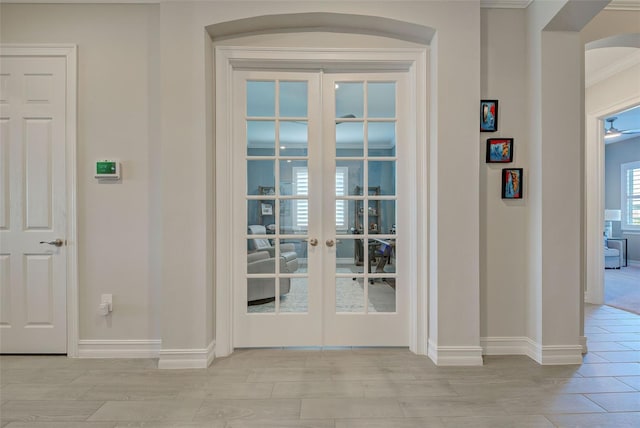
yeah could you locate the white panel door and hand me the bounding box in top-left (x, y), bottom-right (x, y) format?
top-left (0, 56), bottom-right (68, 353)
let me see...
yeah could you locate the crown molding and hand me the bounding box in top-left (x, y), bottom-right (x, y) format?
top-left (3, 0), bottom-right (535, 6)
top-left (586, 48), bottom-right (640, 87)
top-left (606, 0), bottom-right (640, 11)
top-left (3, 0), bottom-right (636, 10)
top-left (480, 0), bottom-right (533, 8)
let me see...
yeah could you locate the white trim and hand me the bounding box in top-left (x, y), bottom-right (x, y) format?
top-left (215, 46), bottom-right (427, 357)
top-left (158, 340), bottom-right (215, 369)
top-left (482, 337), bottom-right (584, 364)
top-left (480, 0), bottom-right (533, 8)
top-left (481, 336), bottom-right (531, 355)
top-left (586, 50), bottom-right (640, 88)
top-left (427, 339), bottom-right (483, 366)
top-left (606, 0), bottom-right (640, 11)
top-left (0, 44), bottom-right (78, 357)
top-left (214, 47), bottom-right (235, 358)
top-left (78, 340), bottom-right (161, 359)
top-left (528, 341), bottom-right (584, 365)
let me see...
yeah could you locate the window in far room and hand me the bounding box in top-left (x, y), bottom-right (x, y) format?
top-left (293, 166), bottom-right (348, 230)
top-left (622, 160), bottom-right (640, 231)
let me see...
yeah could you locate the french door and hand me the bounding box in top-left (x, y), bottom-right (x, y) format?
top-left (233, 69), bottom-right (409, 347)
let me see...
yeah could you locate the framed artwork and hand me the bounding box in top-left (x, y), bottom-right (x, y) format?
top-left (502, 168), bottom-right (523, 199)
top-left (261, 203), bottom-right (273, 215)
top-left (486, 138), bottom-right (513, 163)
top-left (480, 100), bottom-right (498, 132)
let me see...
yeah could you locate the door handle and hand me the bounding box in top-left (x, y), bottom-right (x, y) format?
top-left (307, 238), bottom-right (318, 247)
top-left (40, 239), bottom-right (64, 247)
top-left (326, 239), bottom-right (335, 247)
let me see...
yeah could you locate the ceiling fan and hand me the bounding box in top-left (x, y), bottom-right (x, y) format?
top-left (604, 117), bottom-right (640, 140)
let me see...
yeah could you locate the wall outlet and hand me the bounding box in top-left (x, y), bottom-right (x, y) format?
top-left (101, 294), bottom-right (113, 312)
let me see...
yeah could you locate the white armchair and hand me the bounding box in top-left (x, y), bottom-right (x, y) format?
top-left (247, 251), bottom-right (291, 302)
top-left (605, 239), bottom-right (623, 269)
top-left (247, 225), bottom-right (299, 273)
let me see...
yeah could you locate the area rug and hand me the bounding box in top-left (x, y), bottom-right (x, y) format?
top-left (605, 264), bottom-right (640, 315)
top-left (248, 277), bottom-right (396, 313)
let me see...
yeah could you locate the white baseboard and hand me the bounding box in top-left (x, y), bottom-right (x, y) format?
top-left (158, 340), bottom-right (215, 369)
top-left (427, 339), bottom-right (483, 366)
top-left (78, 340), bottom-right (161, 358)
top-left (481, 336), bottom-right (582, 365)
top-left (580, 336), bottom-right (587, 354)
top-left (481, 336), bottom-right (530, 355)
top-left (530, 342), bottom-right (583, 365)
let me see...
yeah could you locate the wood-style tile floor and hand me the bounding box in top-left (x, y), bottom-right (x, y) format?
top-left (3, 304), bottom-right (640, 427)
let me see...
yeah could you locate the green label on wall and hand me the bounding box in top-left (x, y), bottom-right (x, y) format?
top-left (96, 161), bottom-right (117, 175)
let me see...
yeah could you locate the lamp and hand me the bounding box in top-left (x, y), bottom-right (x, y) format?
top-left (604, 209), bottom-right (621, 238)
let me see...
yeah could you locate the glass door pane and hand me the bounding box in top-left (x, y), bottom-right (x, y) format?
top-left (246, 79), bottom-right (311, 314)
top-left (331, 80), bottom-right (398, 314)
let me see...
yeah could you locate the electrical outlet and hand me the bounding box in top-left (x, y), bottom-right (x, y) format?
top-left (101, 294), bottom-right (112, 311)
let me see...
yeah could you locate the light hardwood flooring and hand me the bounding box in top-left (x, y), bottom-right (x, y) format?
top-left (3, 304), bottom-right (640, 427)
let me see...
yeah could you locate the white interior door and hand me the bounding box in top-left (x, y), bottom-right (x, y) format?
top-left (234, 69), bottom-right (409, 348)
top-left (0, 55), bottom-right (68, 353)
top-left (322, 74), bottom-right (409, 346)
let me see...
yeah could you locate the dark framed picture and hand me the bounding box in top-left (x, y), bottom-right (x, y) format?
top-left (502, 168), bottom-right (523, 199)
top-left (480, 100), bottom-right (498, 132)
top-left (486, 138), bottom-right (513, 163)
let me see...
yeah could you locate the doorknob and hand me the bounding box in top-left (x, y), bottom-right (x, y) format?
top-left (326, 239), bottom-right (335, 247)
top-left (40, 239), bottom-right (64, 247)
top-left (308, 238), bottom-right (318, 247)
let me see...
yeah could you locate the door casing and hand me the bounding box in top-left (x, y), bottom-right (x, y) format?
top-left (214, 46), bottom-right (429, 357)
top-left (0, 45), bottom-right (78, 356)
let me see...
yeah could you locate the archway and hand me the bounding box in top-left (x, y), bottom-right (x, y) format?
top-left (584, 33), bottom-right (640, 305)
top-left (207, 15), bottom-right (433, 358)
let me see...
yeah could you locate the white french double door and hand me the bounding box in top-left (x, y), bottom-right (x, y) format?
top-left (233, 69), bottom-right (409, 347)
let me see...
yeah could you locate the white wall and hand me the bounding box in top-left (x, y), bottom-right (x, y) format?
top-left (163, 0), bottom-right (482, 363)
top-left (480, 9), bottom-right (528, 340)
top-left (1, 0), bottom-right (614, 365)
top-left (0, 4), bottom-right (161, 343)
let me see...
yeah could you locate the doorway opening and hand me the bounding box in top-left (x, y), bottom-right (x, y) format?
top-left (214, 46), bottom-right (429, 357)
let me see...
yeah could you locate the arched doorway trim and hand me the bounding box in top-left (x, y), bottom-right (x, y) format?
top-left (206, 12), bottom-right (435, 45)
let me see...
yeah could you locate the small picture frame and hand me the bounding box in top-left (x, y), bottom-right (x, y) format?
top-left (502, 168), bottom-right (523, 199)
top-left (261, 203), bottom-right (273, 215)
top-left (486, 138), bottom-right (513, 163)
top-left (480, 100), bottom-right (498, 132)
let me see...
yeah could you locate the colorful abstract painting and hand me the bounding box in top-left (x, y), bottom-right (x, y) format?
top-left (480, 100), bottom-right (498, 132)
top-left (486, 138), bottom-right (513, 163)
top-left (502, 168), bottom-right (523, 199)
